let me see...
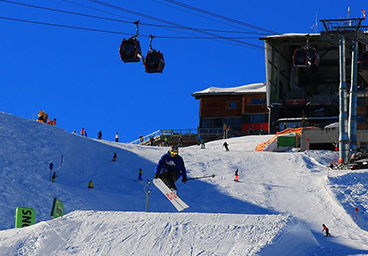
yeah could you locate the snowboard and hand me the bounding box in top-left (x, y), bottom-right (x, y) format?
top-left (153, 178), bottom-right (189, 212)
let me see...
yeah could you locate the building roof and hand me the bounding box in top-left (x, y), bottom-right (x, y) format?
top-left (259, 33), bottom-right (320, 41)
top-left (192, 82), bottom-right (266, 97)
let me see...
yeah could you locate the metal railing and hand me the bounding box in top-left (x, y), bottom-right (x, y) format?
top-left (129, 128), bottom-right (225, 144)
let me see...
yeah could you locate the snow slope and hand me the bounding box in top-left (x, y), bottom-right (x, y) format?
top-left (0, 211), bottom-right (317, 256)
top-left (0, 112), bottom-right (368, 255)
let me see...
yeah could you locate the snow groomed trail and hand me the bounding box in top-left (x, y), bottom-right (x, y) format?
top-left (0, 112), bottom-right (368, 255)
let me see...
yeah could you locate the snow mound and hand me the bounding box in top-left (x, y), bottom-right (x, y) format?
top-left (0, 211), bottom-right (318, 256)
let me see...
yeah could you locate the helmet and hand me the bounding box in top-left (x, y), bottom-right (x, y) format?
top-left (169, 145), bottom-right (179, 156)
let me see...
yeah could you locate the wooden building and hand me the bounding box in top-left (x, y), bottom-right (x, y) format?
top-left (192, 83), bottom-right (268, 135)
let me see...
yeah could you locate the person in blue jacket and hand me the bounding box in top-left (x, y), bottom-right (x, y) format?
top-left (154, 145), bottom-right (188, 192)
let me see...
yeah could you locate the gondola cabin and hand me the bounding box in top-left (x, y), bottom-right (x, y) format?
top-left (293, 46), bottom-right (320, 68)
top-left (119, 38), bottom-right (142, 63)
top-left (144, 50), bottom-right (165, 73)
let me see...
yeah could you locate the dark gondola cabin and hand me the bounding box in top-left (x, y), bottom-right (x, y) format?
top-left (144, 50), bottom-right (165, 73)
top-left (293, 46), bottom-right (320, 68)
top-left (119, 38), bottom-right (142, 63)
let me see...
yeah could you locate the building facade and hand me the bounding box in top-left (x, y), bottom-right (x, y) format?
top-left (192, 83), bottom-right (268, 135)
top-left (260, 33), bottom-right (368, 133)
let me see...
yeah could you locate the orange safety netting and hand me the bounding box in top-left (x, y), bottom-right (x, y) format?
top-left (255, 127), bottom-right (317, 151)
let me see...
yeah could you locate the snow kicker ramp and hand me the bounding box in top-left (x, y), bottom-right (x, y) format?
top-left (0, 211), bottom-right (318, 256)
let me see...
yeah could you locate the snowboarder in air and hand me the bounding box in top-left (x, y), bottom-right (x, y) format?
top-left (51, 172), bottom-right (57, 183)
top-left (112, 152), bottom-right (117, 162)
top-left (322, 224), bottom-right (331, 237)
top-left (154, 145), bottom-right (188, 193)
top-left (223, 141), bottom-right (229, 151)
top-left (88, 180), bottom-right (94, 190)
top-left (138, 168), bottom-right (143, 181)
top-left (234, 169), bottom-right (239, 182)
top-left (97, 130), bottom-right (102, 140)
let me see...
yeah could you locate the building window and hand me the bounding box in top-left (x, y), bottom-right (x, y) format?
top-left (250, 98), bottom-right (266, 105)
top-left (243, 114), bottom-right (268, 123)
top-left (223, 117), bottom-right (242, 129)
top-left (201, 118), bottom-right (222, 128)
top-left (357, 97), bottom-right (365, 106)
top-left (201, 119), bottom-right (214, 128)
top-left (227, 101), bottom-right (239, 109)
top-left (357, 115), bottom-right (365, 123)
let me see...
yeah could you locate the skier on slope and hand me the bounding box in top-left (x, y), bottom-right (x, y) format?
top-left (322, 224), bottom-right (331, 237)
top-left (97, 130), bottom-right (102, 140)
top-left (154, 145), bottom-right (188, 193)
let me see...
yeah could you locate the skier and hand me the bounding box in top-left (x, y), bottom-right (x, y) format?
top-left (234, 169), bottom-right (239, 182)
top-left (200, 138), bottom-right (206, 149)
top-left (197, 135), bottom-right (202, 145)
top-left (322, 224), bottom-right (331, 237)
top-left (88, 180), bottom-right (94, 190)
top-left (84, 131), bottom-right (87, 137)
top-left (112, 152), bottom-right (117, 162)
top-left (81, 128), bottom-right (85, 136)
top-left (51, 172), bottom-right (57, 183)
top-left (115, 132), bottom-right (119, 142)
top-left (223, 141), bottom-right (229, 151)
top-left (154, 145), bottom-right (188, 193)
top-left (138, 168), bottom-right (143, 181)
top-left (97, 130), bottom-right (102, 140)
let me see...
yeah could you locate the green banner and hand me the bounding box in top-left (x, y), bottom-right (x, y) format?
top-left (50, 198), bottom-right (65, 218)
top-left (15, 207), bottom-right (36, 228)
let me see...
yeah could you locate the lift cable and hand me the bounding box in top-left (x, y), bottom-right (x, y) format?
top-left (0, 0), bottom-right (268, 35)
top-left (84, 0), bottom-right (264, 50)
top-left (0, 15), bottom-right (261, 40)
top-left (156, 0), bottom-right (279, 34)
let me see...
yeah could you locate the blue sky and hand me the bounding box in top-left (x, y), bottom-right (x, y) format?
top-left (0, 0), bottom-right (365, 142)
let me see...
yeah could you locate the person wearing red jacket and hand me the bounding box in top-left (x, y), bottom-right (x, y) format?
top-left (322, 224), bottom-right (331, 237)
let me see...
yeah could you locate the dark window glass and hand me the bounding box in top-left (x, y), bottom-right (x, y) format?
top-left (357, 97), bottom-right (365, 106)
top-left (228, 101), bottom-right (238, 109)
top-left (243, 114), bottom-right (268, 123)
top-left (357, 115), bottom-right (365, 123)
top-left (223, 118), bottom-right (242, 128)
top-left (250, 98), bottom-right (266, 105)
top-left (201, 119), bottom-right (214, 128)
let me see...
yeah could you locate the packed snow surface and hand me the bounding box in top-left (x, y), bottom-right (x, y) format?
top-left (0, 112), bottom-right (368, 255)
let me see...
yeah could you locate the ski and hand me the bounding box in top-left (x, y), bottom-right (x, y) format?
top-left (153, 178), bottom-right (189, 211)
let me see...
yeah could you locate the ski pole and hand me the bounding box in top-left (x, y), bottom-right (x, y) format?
top-left (187, 174), bottom-right (215, 181)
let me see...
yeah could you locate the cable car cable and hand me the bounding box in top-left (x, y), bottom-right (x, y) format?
top-left (155, 0), bottom-right (279, 34)
top-left (0, 15), bottom-right (262, 40)
top-left (84, 0), bottom-right (264, 50)
top-left (0, 0), bottom-right (268, 35)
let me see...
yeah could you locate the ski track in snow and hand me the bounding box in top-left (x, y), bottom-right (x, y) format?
top-left (0, 113), bottom-right (368, 255)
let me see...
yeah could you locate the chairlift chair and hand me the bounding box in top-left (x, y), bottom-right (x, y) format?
top-left (293, 46), bottom-right (320, 68)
